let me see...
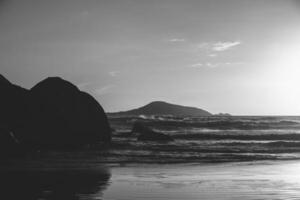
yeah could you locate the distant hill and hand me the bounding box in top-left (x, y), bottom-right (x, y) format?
top-left (108, 101), bottom-right (212, 117)
top-left (214, 113), bottom-right (231, 116)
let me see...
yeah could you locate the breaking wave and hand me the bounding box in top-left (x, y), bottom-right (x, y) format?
top-left (107, 116), bottom-right (300, 163)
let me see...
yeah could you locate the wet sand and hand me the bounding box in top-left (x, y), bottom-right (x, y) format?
top-left (104, 161), bottom-right (300, 200)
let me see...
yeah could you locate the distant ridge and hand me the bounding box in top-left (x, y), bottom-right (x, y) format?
top-left (108, 101), bottom-right (212, 116)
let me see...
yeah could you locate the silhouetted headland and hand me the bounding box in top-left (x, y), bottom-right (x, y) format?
top-left (108, 101), bottom-right (212, 117)
top-left (0, 74), bottom-right (111, 155)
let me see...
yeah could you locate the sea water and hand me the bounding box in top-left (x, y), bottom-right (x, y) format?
top-left (109, 116), bottom-right (300, 163)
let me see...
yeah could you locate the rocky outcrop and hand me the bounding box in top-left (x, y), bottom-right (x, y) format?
top-left (0, 75), bottom-right (31, 134)
top-left (0, 75), bottom-right (111, 150)
top-left (132, 122), bottom-right (173, 142)
top-left (0, 129), bottom-right (21, 157)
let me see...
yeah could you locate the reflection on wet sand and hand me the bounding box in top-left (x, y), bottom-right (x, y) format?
top-left (0, 168), bottom-right (111, 200)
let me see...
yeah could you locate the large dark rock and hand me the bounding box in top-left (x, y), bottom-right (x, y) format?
top-left (132, 122), bottom-right (173, 142)
top-left (0, 75), bottom-right (31, 133)
top-left (0, 75), bottom-right (111, 149)
top-left (0, 128), bottom-right (21, 157)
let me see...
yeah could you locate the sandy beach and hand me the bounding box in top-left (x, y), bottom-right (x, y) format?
top-left (103, 161), bottom-right (300, 200)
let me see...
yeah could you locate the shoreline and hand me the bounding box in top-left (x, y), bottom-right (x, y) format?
top-left (104, 160), bottom-right (300, 200)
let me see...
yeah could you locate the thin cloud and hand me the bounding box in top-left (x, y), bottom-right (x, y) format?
top-left (189, 62), bottom-right (219, 68)
top-left (189, 63), bottom-right (203, 68)
top-left (167, 38), bottom-right (186, 42)
top-left (206, 62), bottom-right (219, 68)
top-left (208, 54), bottom-right (217, 57)
top-left (189, 62), bottom-right (244, 69)
top-left (197, 41), bottom-right (242, 52)
top-left (109, 71), bottom-right (120, 77)
top-left (224, 62), bottom-right (245, 65)
top-left (212, 41), bottom-right (241, 51)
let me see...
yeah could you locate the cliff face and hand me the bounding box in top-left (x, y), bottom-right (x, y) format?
top-left (0, 75), bottom-right (111, 149)
top-left (111, 101), bottom-right (212, 117)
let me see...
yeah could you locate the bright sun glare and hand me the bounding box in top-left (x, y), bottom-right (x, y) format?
top-left (263, 31), bottom-right (300, 114)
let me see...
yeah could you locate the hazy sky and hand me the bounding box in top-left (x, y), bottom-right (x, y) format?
top-left (1, 0), bottom-right (300, 115)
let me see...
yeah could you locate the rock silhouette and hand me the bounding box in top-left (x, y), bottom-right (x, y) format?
top-left (132, 122), bottom-right (173, 142)
top-left (0, 75), bottom-right (31, 135)
top-left (0, 75), bottom-right (111, 150)
top-left (0, 128), bottom-right (20, 157)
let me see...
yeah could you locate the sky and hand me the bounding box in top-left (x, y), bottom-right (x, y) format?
top-left (0, 0), bottom-right (300, 115)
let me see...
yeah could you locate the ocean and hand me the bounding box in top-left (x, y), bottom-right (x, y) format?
top-left (109, 115), bottom-right (300, 163)
top-left (1, 116), bottom-right (300, 199)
